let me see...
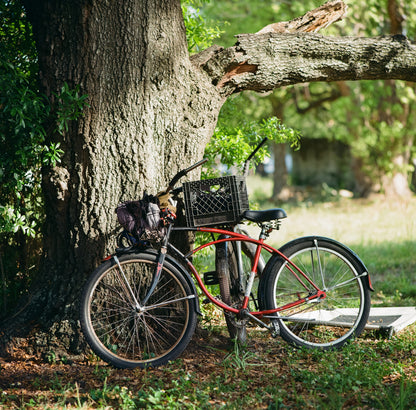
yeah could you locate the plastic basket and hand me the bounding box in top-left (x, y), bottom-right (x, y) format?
top-left (183, 176), bottom-right (249, 227)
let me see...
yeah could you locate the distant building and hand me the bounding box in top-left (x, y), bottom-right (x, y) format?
top-left (290, 138), bottom-right (354, 190)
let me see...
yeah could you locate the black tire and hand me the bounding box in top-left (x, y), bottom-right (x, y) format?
top-left (80, 252), bottom-right (197, 368)
top-left (216, 241), bottom-right (247, 343)
top-left (261, 237), bottom-right (371, 349)
top-left (216, 229), bottom-right (264, 343)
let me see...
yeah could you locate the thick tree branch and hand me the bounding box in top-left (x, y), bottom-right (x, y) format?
top-left (256, 0), bottom-right (347, 34)
top-left (192, 0), bottom-right (348, 90)
top-left (193, 0), bottom-right (416, 97)
top-left (197, 33), bottom-right (416, 97)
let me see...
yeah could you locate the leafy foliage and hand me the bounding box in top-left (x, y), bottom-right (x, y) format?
top-left (0, 3), bottom-right (88, 237)
top-left (0, 64), bottom-right (88, 237)
top-left (201, 0), bottom-right (323, 47)
top-left (296, 0), bottom-right (416, 189)
top-left (0, 0), bottom-right (89, 317)
top-left (1, 0), bottom-right (40, 237)
top-left (0, 0), bottom-right (37, 74)
top-left (204, 116), bottom-right (300, 178)
top-left (181, 1), bottom-right (301, 177)
top-left (182, 0), bottom-right (225, 54)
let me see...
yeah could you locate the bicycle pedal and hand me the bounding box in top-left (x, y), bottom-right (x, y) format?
top-left (204, 271), bottom-right (219, 285)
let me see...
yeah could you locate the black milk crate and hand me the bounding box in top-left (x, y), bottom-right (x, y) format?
top-left (183, 176), bottom-right (249, 227)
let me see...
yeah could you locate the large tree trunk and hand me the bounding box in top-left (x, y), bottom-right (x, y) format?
top-left (0, 0), bottom-right (222, 357)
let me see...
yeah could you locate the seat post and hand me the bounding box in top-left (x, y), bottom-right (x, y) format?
top-left (259, 223), bottom-right (271, 240)
top-left (258, 220), bottom-right (280, 240)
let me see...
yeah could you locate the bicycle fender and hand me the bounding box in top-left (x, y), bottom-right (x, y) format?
top-left (137, 249), bottom-right (202, 315)
top-left (266, 236), bottom-right (374, 292)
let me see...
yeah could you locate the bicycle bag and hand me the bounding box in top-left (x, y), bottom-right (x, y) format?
top-left (115, 193), bottom-right (166, 242)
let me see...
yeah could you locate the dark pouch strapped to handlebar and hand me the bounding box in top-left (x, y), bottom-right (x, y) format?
top-left (115, 193), bottom-right (167, 242)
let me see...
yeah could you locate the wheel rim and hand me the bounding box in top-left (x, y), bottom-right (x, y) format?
top-left (273, 246), bottom-right (366, 347)
top-left (87, 258), bottom-right (190, 364)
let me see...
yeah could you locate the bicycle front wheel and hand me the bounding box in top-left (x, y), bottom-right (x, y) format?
top-left (261, 237), bottom-right (371, 349)
top-left (80, 252), bottom-right (197, 368)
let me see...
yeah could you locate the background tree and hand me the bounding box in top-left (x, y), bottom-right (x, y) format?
top-left (285, 0), bottom-right (416, 197)
top-left (201, 0), bottom-right (322, 200)
top-left (1, 0), bottom-right (416, 357)
top-left (204, 0), bottom-right (416, 198)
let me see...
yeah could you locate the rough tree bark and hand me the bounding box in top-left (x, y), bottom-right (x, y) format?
top-left (1, 0), bottom-right (416, 357)
top-left (198, 34), bottom-right (416, 97)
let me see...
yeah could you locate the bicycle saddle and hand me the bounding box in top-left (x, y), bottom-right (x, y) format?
top-left (242, 208), bottom-right (287, 223)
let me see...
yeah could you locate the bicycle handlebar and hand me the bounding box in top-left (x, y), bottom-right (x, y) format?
top-left (166, 158), bottom-right (208, 192)
top-left (165, 137), bottom-right (268, 193)
top-left (243, 137), bottom-right (268, 176)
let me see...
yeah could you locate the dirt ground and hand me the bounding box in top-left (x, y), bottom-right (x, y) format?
top-left (1, 327), bottom-right (415, 409)
top-left (0, 330), bottom-right (287, 408)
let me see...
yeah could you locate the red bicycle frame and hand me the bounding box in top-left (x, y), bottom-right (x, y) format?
top-left (170, 226), bottom-right (327, 319)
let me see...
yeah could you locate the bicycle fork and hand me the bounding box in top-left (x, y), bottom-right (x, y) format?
top-left (112, 225), bottom-right (173, 310)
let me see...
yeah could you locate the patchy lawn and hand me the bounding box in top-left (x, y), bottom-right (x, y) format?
top-left (1, 324), bottom-right (416, 409)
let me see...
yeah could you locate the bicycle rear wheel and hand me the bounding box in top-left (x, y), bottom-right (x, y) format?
top-left (216, 231), bottom-right (264, 343)
top-left (80, 252), bottom-right (197, 368)
top-left (261, 237), bottom-right (371, 349)
top-left (216, 241), bottom-right (247, 343)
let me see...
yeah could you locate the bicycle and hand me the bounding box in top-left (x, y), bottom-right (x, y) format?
top-left (80, 139), bottom-right (373, 369)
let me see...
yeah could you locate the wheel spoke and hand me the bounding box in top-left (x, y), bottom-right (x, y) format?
top-left (81, 253), bottom-right (196, 368)
top-left (264, 238), bottom-right (370, 349)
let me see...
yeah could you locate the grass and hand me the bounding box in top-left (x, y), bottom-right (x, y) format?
top-left (2, 329), bottom-right (416, 408)
top-left (247, 175), bottom-right (416, 307)
top-left (1, 180), bottom-right (416, 409)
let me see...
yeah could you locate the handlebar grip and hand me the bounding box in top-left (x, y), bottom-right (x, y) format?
top-left (184, 158), bottom-right (208, 173)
